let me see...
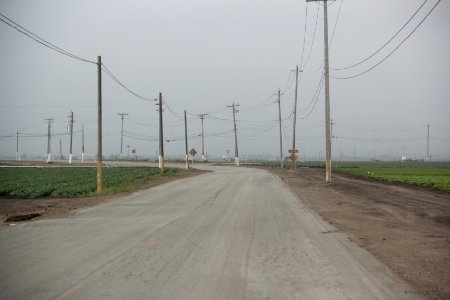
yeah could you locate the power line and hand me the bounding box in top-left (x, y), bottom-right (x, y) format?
top-left (163, 101), bottom-right (183, 119)
top-left (299, 74), bottom-right (324, 120)
top-left (282, 71), bottom-right (294, 94)
top-left (329, 0), bottom-right (343, 47)
top-left (299, 72), bottom-right (324, 112)
top-left (299, 4), bottom-right (309, 67)
top-left (332, 0), bottom-right (429, 71)
top-left (0, 13), bottom-right (95, 64)
top-left (331, 0), bottom-right (441, 80)
top-left (101, 63), bottom-right (156, 101)
top-left (310, 0), bottom-right (343, 74)
top-left (333, 121), bottom-right (423, 132)
top-left (302, 3), bottom-right (319, 69)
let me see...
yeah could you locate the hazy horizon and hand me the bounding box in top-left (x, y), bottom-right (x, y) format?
top-left (1, 0), bottom-right (449, 162)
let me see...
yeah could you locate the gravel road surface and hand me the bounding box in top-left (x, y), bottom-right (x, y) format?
top-left (0, 165), bottom-right (422, 299)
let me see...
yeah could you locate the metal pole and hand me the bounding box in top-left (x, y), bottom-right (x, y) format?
top-left (158, 92), bottom-right (164, 171)
top-left (97, 56), bottom-right (103, 193)
top-left (291, 65), bottom-right (299, 170)
top-left (277, 89), bottom-right (283, 168)
top-left (184, 110), bottom-right (189, 169)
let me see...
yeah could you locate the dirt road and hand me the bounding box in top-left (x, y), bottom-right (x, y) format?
top-left (0, 166), bottom-right (422, 299)
top-left (270, 167), bottom-right (450, 300)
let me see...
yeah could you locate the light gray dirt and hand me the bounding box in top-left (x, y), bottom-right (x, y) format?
top-left (0, 166), bottom-right (422, 299)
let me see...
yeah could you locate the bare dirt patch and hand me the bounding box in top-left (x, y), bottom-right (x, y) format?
top-left (0, 168), bottom-right (206, 225)
top-left (267, 167), bottom-right (450, 300)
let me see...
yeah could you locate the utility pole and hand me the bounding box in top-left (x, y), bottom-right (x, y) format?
top-left (307, 0), bottom-right (332, 182)
top-left (291, 65), bottom-right (301, 170)
top-left (97, 55), bottom-right (102, 193)
top-left (16, 131), bottom-right (19, 161)
top-left (199, 113), bottom-right (207, 162)
top-left (59, 139), bottom-right (63, 160)
top-left (277, 89), bottom-right (283, 168)
top-left (227, 102), bottom-right (240, 166)
top-left (426, 124), bottom-right (430, 161)
top-left (184, 110), bottom-right (189, 170)
top-left (118, 112), bottom-right (128, 160)
top-left (81, 123), bottom-right (85, 163)
top-left (45, 118), bottom-right (54, 163)
top-left (68, 111), bottom-right (74, 164)
top-left (158, 92), bottom-right (164, 171)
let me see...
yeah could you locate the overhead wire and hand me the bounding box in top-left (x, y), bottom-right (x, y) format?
top-left (0, 12), bottom-right (95, 64)
top-left (101, 63), bottom-right (156, 101)
top-left (311, 0), bottom-right (343, 74)
top-left (332, 0), bottom-right (429, 71)
top-left (302, 3), bottom-right (319, 69)
top-left (299, 72), bottom-right (325, 112)
top-left (299, 4), bottom-right (309, 67)
top-left (331, 0), bottom-right (441, 80)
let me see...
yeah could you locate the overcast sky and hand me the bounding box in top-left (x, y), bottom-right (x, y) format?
top-left (1, 0), bottom-right (449, 161)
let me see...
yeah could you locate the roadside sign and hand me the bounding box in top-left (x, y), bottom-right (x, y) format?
top-left (189, 148), bottom-right (197, 156)
top-left (288, 149), bottom-right (299, 153)
top-left (226, 149), bottom-right (230, 154)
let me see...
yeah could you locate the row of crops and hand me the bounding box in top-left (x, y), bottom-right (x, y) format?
top-left (256, 160), bottom-right (450, 193)
top-left (0, 167), bottom-right (177, 198)
top-left (333, 167), bottom-right (450, 193)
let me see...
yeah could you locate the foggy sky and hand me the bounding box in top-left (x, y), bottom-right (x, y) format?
top-left (1, 0), bottom-right (449, 161)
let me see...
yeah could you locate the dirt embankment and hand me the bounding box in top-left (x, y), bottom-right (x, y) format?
top-left (270, 167), bottom-right (450, 300)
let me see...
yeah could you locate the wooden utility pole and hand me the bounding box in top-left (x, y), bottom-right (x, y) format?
top-left (68, 111), bottom-right (74, 164)
top-left (307, 0), bottom-right (332, 182)
top-left (227, 103), bottom-right (240, 166)
top-left (291, 65), bottom-right (300, 170)
top-left (45, 118), bottom-right (54, 163)
top-left (277, 89), bottom-right (283, 168)
top-left (199, 113), bottom-right (207, 162)
top-left (158, 92), bottom-right (164, 171)
top-left (97, 55), bottom-right (102, 193)
top-left (184, 110), bottom-right (189, 169)
top-left (426, 124), bottom-right (430, 161)
top-left (118, 112), bottom-right (128, 159)
top-left (16, 131), bottom-right (19, 161)
top-left (59, 139), bottom-right (63, 160)
top-left (81, 123), bottom-right (85, 163)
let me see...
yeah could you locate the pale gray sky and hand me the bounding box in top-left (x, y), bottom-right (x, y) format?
top-left (1, 0), bottom-right (449, 161)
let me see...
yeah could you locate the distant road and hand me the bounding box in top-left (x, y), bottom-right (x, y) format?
top-left (0, 165), bottom-right (421, 299)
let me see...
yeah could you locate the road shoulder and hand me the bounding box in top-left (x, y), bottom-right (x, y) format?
top-left (0, 168), bottom-right (206, 226)
top-left (267, 167), bottom-right (450, 300)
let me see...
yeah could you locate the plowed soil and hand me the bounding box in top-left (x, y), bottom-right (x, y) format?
top-left (269, 167), bottom-right (450, 300)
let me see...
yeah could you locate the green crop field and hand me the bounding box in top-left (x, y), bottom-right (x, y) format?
top-left (334, 167), bottom-right (450, 193)
top-left (253, 159), bottom-right (450, 193)
top-left (0, 167), bottom-right (177, 198)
